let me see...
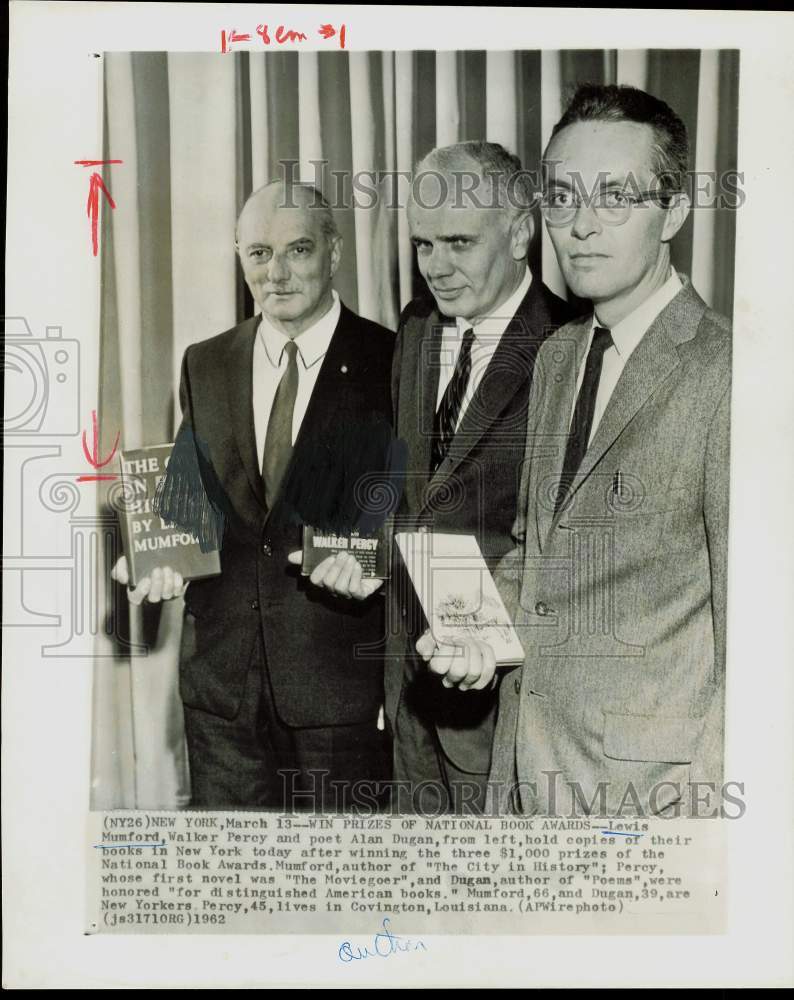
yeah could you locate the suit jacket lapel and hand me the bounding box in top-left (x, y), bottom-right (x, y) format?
top-left (407, 311), bottom-right (447, 514)
top-left (263, 303), bottom-right (362, 529)
top-left (223, 317), bottom-right (267, 521)
top-left (428, 280), bottom-right (554, 493)
top-left (222, 307), bottom-right (357, 531)
top-left (571, 322), bottom-right (680, 489)
top-left (536, 317), bottom-right (590, 547)
top-left (289, 304), bottom-right (354, 462)
top-left (546, 281), bottom-right (707, 536)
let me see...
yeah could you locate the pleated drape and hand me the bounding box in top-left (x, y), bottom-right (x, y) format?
top-left (92, 49), bottom-right (740, 809)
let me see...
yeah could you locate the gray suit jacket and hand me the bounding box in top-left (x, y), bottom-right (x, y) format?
top-left (488, 279), bottom-right (731, 817)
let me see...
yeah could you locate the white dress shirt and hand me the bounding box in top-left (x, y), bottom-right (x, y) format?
top-left (435, 268), bottom-right (533, 429)
top-left (572, 270), bottom-right (683, 445)
top-left (252, 291), bottom-right (341, 462)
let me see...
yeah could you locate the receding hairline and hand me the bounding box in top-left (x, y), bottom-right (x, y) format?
top-left (413, 150), bottom-right (512, 198)
top-left (236, 180), bottom-right (339, 245)
top-left (417, 148), bottom-right (486, 175)
top-left (410, 142), bottom-right (534, 218)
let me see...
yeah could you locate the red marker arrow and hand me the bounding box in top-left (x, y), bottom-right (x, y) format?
top-left (86, 172), bottom-right (116, 257)
top-left (78, 409), bottom-right (120, 482)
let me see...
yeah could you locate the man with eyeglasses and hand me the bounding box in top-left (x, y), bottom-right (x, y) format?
top-left (420, 84), bottom-right (732, 818)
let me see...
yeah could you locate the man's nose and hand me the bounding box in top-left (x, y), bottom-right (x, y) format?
top-left (426, 244), bottom-right (454, 279)
top-left (570, 201), bottom-right (602, 240)
top-left (268, 253), bottom-right (290, 282)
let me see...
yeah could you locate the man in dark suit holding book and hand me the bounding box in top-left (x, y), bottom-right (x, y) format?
top-left (113, 181), bottom-right (398, 809)
top-left (308, 142), bottom-right (573, 813)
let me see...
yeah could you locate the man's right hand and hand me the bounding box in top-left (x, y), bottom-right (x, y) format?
top-left (111, 556), bottom-right (186, 606)
top-left (287, 550), bottom-right (383, 600)
top-left (416, 629), bottom-right (498, 691)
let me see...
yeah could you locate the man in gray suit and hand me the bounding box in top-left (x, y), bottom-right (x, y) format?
top-left (421, 85), bottom-right (731, 818)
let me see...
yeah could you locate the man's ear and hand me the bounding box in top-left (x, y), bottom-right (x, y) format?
top-left (329, 235), bottom-right (343, 277)
top-left (511, 210), bottom-right (534, 261)
top-left (661, 192), bottom-right (691, 243)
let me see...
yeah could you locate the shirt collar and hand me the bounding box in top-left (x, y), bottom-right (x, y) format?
top-left (259, 291), bottom-right (341, 369)
top-left (593, 270), bottom-right (683, 358)
top-left (455, 267), bottom-right (533, 341)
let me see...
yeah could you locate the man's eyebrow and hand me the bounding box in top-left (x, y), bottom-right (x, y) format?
top-left (597, 175), bottom-right (634, 190)
top-left (543, 177), bottom-right (573, 191)
top-left (243, 237), bottom-right (315, 250)
top-left (438, 234), bottom-right (477, 242)
top-left (544, 174), bottom-right (634, 190)
top-left (410, 234), bottom-right (478, 243)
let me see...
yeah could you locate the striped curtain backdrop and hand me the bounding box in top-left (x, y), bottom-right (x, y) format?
top-left (92, 48), bottom-right (740, 809)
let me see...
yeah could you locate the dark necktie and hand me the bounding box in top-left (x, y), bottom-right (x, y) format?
top-left (555, 325), bottom-right (613, 513)
top-left (262, 339), bottom-right (299, 508)
top-left (432, 327), bottom-right (475, 471)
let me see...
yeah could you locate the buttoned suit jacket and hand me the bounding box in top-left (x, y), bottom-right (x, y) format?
top-left (164, 304), bottom-right (397, 730)
top-left (488, 279), bottom-right (731, 816)
top-left (385, 280), bottom-right (573, 775)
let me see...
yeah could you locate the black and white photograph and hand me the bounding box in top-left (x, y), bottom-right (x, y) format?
top-left (4, 2), bottom-right (793, 989)
top-left (91, 46), bottom-right (739, 818)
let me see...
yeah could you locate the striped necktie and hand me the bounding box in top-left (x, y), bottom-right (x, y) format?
top-left (432, 327), bottom-right (475, 471)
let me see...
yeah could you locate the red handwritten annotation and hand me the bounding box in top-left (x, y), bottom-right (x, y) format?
top-left (221, 23), bottom-right (345, 53)
top-left (78, 410), bottom-right (120, 484)
top-left (75, 159), bottom-right (122, 257)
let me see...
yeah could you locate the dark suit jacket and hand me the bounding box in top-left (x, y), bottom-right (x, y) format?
top-left (161, 304), bottom-right (398, 729)
top-left (489, 279), bottom-right (731, 816)
top-left (385, 278), bottom-right (574, 774)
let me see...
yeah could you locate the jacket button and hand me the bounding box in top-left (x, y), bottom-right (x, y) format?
top-left (251, 599), bottom-right (260, 611)
top-left (514, 677), bottom-right (521, 694)
top-left (262, 542), bottom-right (272, 557)
top-left (401, 606), bottom-right (407, 618)
top-left (535, 601), bottom-right (552, 616)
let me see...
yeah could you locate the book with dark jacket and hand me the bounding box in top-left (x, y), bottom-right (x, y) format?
top-left (301, 518), bottom-right (393, 579)
top-left (117, 443), bottom-right (221, 587)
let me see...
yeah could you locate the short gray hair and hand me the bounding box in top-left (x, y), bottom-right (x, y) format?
top-left (416, 141), bottom-right (536, 215)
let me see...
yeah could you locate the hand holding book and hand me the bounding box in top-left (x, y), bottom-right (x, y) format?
top-left (111, 555), bottom-right (187, 606)
top-left (287, 550), bottom-right (384, 600)
top-left (116, 442), bottom-right (221, 587)
top-left (396, 532), bottom-right (525, 668)
top-left (416, 628), bottom-right (498, 691)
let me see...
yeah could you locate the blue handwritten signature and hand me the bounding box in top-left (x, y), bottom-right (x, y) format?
top-left (338, 917), bottom-right (428, 963)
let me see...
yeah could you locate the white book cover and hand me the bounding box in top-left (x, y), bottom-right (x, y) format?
top-left (395, 531), bottom-right (525, 666)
